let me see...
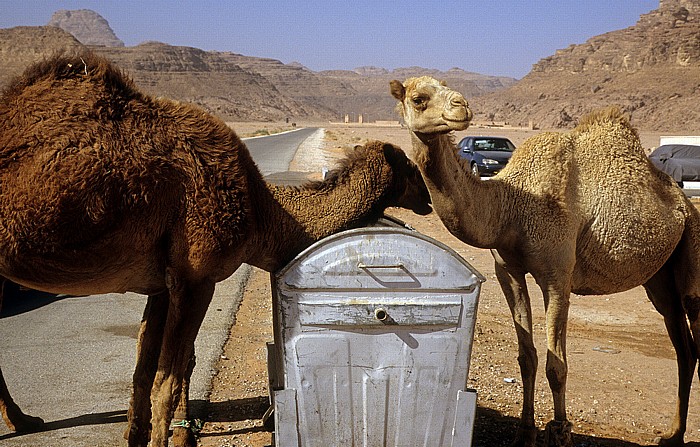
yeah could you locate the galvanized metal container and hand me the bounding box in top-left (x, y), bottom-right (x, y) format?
top-left (269, 224), bottom-right (484, 447)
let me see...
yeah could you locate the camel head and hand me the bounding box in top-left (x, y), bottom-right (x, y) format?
top-left (376, 141), bottom-right (433, 216)
top-left (329, 141), bottom-right (432, 216)
top-left (390, 76), bottom-right (472, 135)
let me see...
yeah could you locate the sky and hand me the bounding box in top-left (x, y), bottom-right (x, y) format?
top-left (0, 1), bottom-right (660, 79)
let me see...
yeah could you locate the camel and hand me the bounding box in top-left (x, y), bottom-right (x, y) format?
top-left (390, 76), bottom-right (700, 447)
top-left (0, 52), bottom-right (432, 447)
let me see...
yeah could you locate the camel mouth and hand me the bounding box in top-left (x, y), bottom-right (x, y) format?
top-left (444, 117), bottom-right (471, 131)
top-left (413, 203), bottom-right (433, 216)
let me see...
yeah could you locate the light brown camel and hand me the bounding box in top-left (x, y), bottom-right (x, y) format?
top-left (0, 52), bottom-right (432, 447)
top-left (390, 76), bottom-right (700, 447)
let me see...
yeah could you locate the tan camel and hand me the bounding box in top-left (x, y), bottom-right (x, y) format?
top-left (0, 52), bottom-right (432, 447)
top-left (390, 76), bottom-right (700, 447)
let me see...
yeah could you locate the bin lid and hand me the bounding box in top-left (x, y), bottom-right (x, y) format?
top-left (276, 225), bottom-right (485, 291)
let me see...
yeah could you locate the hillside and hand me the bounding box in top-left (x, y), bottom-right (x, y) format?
top-left (0, 26), bottom-right (84, 87)
top-left (316, 66), bottom-right (515, 123)
top-left (475, 0), bottom-right (700, 131)
top-left (47, 9), bottom-right (124, 47)
top-left (92, 43), bottom-right (313, 121)
top-left (5, 3), bottom-right (697, 130)
top-left (0, 9), bottom-right (515, 123)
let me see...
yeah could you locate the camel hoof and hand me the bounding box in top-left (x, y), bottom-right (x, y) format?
top-left (544, 420), bottom-right (573, 447)
top-left (655, 431), bottom-right (685, 447)
top-left (4, 412), bottom-right (44, 433)
top-left (509, 425), bottom-right (538, 447)
top-left (124, 424), bottom-right (150, 447)
top-left (171, 427), bottom-right (197, 447)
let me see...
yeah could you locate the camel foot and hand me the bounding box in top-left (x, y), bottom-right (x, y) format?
top-left (169, 419), bottom-right (202, 447)
top-left (171, 427), bottom-right (197, 447)
top-left (655, 431), bottom-right (685, 447)
top-left (509, 425), bottom-right (538, 447)
top-left (544, 420), bottom-right (573, 447)
top-left (3, 411), bottom-right (44, 433)
top-left (124, 423), bottom-right (150, 447)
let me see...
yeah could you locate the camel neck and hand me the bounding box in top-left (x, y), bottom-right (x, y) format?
top-left (248, 169), bottom-right (388, 271)
top-left (411, 132), bottom-right (504, 248)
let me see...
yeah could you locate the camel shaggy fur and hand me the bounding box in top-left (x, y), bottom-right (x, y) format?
top-left (391, 76), bottom-right (700, 447)
top-left (0, 52), bottom-right (432, 447)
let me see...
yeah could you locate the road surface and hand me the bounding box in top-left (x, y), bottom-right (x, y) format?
top-left (0, 127), bottom-right (318, 447)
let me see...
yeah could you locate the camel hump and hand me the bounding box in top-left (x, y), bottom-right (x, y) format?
top-left (2, 51), bottom-right (137, 103)
top-left (574, 106), bottom-right (633, 134)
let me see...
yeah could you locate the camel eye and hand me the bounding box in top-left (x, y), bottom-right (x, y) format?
top-left (412, 96), bottom-right (427, 107)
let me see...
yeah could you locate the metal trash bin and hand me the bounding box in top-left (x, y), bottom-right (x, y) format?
top-left (268, 222), bottom-right (484, 447)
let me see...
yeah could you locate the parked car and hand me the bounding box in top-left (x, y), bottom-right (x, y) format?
top-left (457, 136), bottom-right (516, 176)
top-left (648, 144), bottom-right (700, 188)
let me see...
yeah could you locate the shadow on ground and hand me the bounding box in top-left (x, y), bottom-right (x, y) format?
top-left (0, 282), bottom-right (69, 318)
top-left (194, 397), bottom-right (699, 447)
top-left (0, 410), bottom-right (126, 441)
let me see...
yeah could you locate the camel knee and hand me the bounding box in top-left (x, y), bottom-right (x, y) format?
top-left (545, 355), bottom-right (567, 393)
top-left (518, 352), bottom-right (537, 380)
top-left (683, 295), bottom-right (700, 323)
top-left (517, 346), bottom-right (538, 378)
top-left (165, 268), bottom-right (183, 293)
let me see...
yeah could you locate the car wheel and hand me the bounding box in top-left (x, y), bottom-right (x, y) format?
top-left (471, 163), bottom-right (479, 177)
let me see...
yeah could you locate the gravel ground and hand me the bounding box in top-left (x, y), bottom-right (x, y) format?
top-left (196, 122), bottom-right (700, 447)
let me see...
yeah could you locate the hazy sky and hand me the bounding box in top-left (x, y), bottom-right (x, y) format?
top-left (1, 1), bottom-right (660, 79)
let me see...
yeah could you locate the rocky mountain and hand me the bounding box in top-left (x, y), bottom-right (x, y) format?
top-left (92, 43), bottom-right (315, 121)
top-left (475, 0), bottom-right (700, 131)
top-left (18, 4), bottom-right (700, 131)
top-left (48, 9), bottom-right (124, 47)
top-left (0, 26), bottom-right (84, 87)
top-left (0, 9), bottom-right (515, 122)
top-left (316, 66), bottom-right (516, 123)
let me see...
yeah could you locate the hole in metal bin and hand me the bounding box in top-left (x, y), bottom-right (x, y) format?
top-left (374, 308), bottom-right (388, 321)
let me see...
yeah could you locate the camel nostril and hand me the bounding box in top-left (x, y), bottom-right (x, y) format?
top-left (450, 94), bottom-right (467, 108)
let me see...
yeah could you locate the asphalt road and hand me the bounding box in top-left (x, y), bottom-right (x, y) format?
top-left (682, 181), bottom-right (700, 198)
top-left (0, 127), bottom-right (318, 447)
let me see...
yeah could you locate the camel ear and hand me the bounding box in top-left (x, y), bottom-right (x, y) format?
top-left (389, 80), bottom-right (405, 101)
top-left (381, 142), bottom-right (403, 165)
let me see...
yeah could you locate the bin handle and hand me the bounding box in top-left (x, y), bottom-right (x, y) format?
top-left (357, 262), bottom-right (405, 269)
top-left (357, 262), bottom-right (421, 288)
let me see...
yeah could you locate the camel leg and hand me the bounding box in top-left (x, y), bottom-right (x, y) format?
top-left (126, 290), bottom-right (169, 447)
top-left (0, 277), bottom-right (45, 433)
top-left (644, 265), bottom-right (696, 447)
top-left (676, 220), bottom-right (700, 380)
top-left (493, 251), bottom-right (538, 447)
top-left (0, 368), bottom-right (45, 432)
top-left (149, 269), bottom-right (215, 447)
top-left (170, 353), bottom-right (198, 447)
top-left (540, 281), bottom-right (573, 447)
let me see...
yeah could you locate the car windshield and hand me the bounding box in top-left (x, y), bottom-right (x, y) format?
top-left (473, 138), bottom-right (514, 151)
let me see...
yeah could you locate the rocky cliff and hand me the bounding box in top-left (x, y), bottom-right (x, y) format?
top-left (476, 0), bottom-right (700, 131)
top-left (15, 5), bottom-right (699, 130)
top-left (47, 9), bottom-right (124, 47)
top-left (0, 26), bottom-right (83, 87)
top-left (0, 9), bottom-right (516, 122)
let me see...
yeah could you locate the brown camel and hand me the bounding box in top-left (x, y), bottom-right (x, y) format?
top-left (390, 76), bottom-right (700, 447)
top-left (0, 52), bottom-right (432, 447)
